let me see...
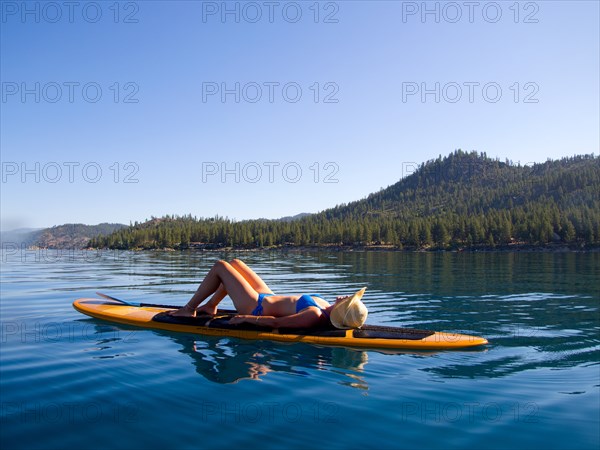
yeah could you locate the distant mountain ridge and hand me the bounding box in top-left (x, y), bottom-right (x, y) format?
top-left (89, 150), bottom-right (600, 250)
top-left (0, 228), bottom-right (44, 247)
top-left (278, 213), bottom-right (311, 222)
top-left (1, 223), bottom-right (127, 249)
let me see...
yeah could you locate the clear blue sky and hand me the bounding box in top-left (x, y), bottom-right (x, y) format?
top-left (1, 0), bottom-right (598, 230)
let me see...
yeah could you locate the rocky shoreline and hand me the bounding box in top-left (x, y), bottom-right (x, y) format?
top-left (80, 243), bottom-right (598, 253)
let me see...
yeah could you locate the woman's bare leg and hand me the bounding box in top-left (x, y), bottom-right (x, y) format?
top-left (170, 260), bottom-right (259, 317)
top-left (196, 283), bottom-right (226, 315)
top-left (230, 259), bottom-right (274, 294)
top-left (196, 259), bottom-right (272, 315)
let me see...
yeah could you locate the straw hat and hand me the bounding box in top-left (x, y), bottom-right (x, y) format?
top-left (330, 287), bottom-right (368, 329)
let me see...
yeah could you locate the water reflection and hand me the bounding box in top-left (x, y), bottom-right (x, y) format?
top-left (166, 332), bottom-right (371, 390)
top-left (82, 317), bottom-right (585, 385)
top-left (81, 320), bottom-right (371, 389)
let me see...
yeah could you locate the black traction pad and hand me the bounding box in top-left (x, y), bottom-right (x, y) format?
top-left (152, 312), bottom-right (435, 340)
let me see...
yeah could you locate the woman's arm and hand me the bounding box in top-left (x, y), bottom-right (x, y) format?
top-left (229, 307), bottom-right (322, 328)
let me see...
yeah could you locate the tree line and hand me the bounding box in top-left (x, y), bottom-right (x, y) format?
top-left (89, 151), bottom-right (600, 250)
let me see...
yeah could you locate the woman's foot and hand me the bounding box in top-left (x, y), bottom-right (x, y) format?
top-left (196, 303), bottom-right (218, 316)
top-left (168, 304), bottom-right (196, 317)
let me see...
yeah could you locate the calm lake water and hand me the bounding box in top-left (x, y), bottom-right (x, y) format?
top-left (1, 250), bottom-right (598, 450)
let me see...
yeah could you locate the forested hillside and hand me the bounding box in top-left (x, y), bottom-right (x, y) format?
top-left (89, 151), bottom-right (600, 250)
